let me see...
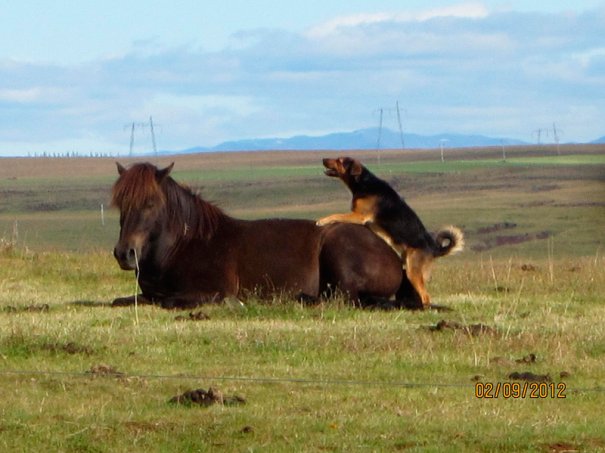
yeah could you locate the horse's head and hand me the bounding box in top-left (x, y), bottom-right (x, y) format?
top-left (111, 162), bottom-right (174, 270)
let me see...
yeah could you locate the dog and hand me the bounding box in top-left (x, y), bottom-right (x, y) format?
top-left (316, 156), bottom-right (464, 308)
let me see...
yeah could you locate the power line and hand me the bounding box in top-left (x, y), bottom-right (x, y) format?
top-left (0, 368), bottom-right (462, 388)
top-left (1, 368), bottom-right (598, 393)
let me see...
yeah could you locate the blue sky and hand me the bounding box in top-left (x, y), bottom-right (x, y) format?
top-left (1, 1), bottom-right (604, 155)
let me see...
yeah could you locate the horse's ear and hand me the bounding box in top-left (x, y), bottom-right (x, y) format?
top-left (116, 162), bottom-right (126, 175)
top-left (156, 162), bottom-right (174, 181)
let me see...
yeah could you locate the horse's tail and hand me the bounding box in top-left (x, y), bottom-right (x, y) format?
top-left (433, 226), bottom-right (464, 257)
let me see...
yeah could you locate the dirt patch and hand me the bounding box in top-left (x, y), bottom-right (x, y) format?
top-left (515, 353), bottom-right (537, 364)
top-left (490, 353), bottom-right (537, 366)
top-left (472, 231), bottom-right (552, 252)
top-left (71, 300), bottom-right (112, 307)
top-left (490, 356), bottom-right (514, 366)
top-left (427, 320), bottom-right (496, 336)
top-left (553, 201), bottom-right (605, 208)
top-left (508, 371), bottom-right (551, 382)
top-left (518, 200), bottom-right (554, 208)
top-left (476, 222), bottom-right (517, 234)
top-left (3, 304), bottom-right (50, 313)
top-left (175, 310), bottom-right (210, 321)
top-left (42, 341), bottom-right (94, 355)
top-left (542, 442), bottom-right (580, 452)
top-left (86, 364), bottom-right (125, 377)
top-left (169, 387), bottom-right (246, 407)
top-left (472, 222), bottom-right (553, 252)
top-left (531, 184), bottom-right (560, 192)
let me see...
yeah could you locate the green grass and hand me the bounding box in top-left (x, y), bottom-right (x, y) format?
top-left (1, 249), bottom-right (604, 452)
top-left (0, 147), bottom-right (604, 451)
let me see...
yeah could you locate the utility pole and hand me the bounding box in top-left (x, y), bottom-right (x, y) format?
top-left (376, 108), bottom-right (384, 164)
top-left (533, 128), bottom-right (549, 145)
top-left (374, 101), bottom-right (406, 154)
top-left (396, 101), bottom-right (405, 150)
top-left (376, 108), bottom-right (384, 149)
top-left (129, 122), bottom-right (136, 156)
top-left (125, 117), bottom-right (160, 156)
top-left (440, 139), bottom-right (449, 162)
top-left (552, 122), bottom-right (562, 155)
top-left (149, 116), bottom-right (157, 156)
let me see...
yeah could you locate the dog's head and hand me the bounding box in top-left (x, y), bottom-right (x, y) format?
top-left (322, 157), bottom-right (364, 184)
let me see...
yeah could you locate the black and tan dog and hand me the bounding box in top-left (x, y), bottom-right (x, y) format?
top-left (317, 156), bottom-right (464, 308)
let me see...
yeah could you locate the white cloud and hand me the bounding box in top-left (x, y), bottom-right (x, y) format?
top-left (0, 87), bottom-right (71, 104)
top-left (573, 47), bottom-right (605, 68)
top-left (0, 3), bottom-right (604, 154)
top-left (307, 3), bottom-right (489, 38)
top-left (0, 88), bottom-right (43, 103)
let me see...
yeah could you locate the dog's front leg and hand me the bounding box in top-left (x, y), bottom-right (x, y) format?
top-left (316, 212), bottom-right (369, 226)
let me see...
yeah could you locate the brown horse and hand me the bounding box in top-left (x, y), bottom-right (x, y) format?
top-left (111, 162), bottom-right (416, 308)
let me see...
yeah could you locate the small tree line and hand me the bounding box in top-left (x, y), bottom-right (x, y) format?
top-left (26, 151), bottom-right (121, 158)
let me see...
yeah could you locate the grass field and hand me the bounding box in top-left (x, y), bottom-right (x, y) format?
top-left (1, 144), bottom-right (604, 452)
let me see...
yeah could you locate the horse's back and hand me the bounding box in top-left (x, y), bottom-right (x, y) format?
top-left (235, 218), bottom-right (322, 297)
top-left (235, 219), bottom-right (404, 302)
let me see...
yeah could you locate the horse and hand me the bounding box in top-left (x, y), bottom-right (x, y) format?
top-left (111, 162), bottom-right (417, 309)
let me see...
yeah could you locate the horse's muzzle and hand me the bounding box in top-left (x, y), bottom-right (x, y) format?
top-left (113, 245), bottom-right (138, 271)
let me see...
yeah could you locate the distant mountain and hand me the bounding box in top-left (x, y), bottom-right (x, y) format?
top-left (174, 128), bottom-right (527, 155)
top-left (590, 136), bottom-right (605, 144)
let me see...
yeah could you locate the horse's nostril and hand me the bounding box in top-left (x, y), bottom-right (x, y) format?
top-left (113, 245), bottom-right (139, 270)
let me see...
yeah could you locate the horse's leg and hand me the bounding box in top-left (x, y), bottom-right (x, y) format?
top-left (394, 271), bottom-right (424, 309)
top-left (159, 292), bottom-right (223, 309)
top-left (111, 294), bottom-right (154, 307)
top-left (296, 292), bottom-right (319, 305)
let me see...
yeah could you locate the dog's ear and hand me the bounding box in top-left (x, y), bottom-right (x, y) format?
top-left (350, 160), bottom-right (363, 179)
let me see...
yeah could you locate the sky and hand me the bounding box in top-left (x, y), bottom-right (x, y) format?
top-left (1, 0), bottom-right (604, 156)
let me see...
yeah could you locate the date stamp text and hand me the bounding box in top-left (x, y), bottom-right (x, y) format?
top-left (475, 382), bottom-right (566, 399)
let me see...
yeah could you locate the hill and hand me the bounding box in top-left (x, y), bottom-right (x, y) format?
top-left (175, 128), bottom-right (527, 154)
top-left (590, 135), bottom-right (605, 144)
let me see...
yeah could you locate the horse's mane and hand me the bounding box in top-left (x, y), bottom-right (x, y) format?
top-left (111, 163), bottom-right (224, 240)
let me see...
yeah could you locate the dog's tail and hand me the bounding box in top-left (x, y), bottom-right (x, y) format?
top-left (433, 226), bottom-right (464, 257)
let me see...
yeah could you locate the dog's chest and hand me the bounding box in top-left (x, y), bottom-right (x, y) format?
top-left (352, 195), bottom-right (379, 215)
